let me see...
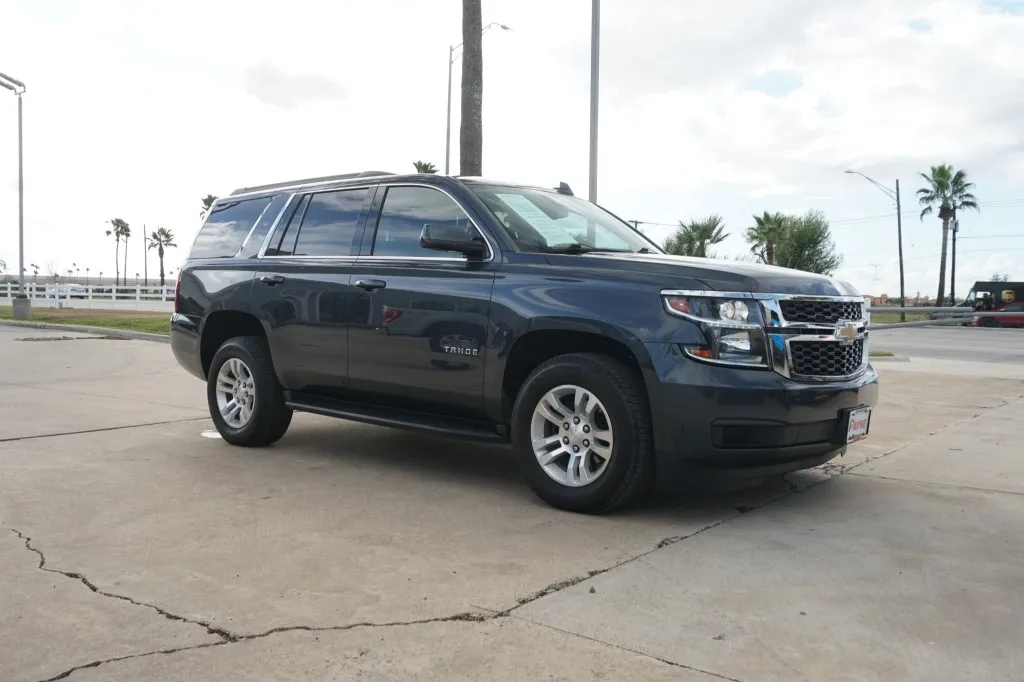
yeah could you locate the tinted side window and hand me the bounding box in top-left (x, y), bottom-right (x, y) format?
top-left (238, 193), bottom-right (289, 258)
top-left (266, 195), bottom-right (309, 257)
top-left (372, 186), bottom-right (472, 257)
top-left (292, 188), bottom-right (369, 257)
top-left (190, 196), bottom-right (273, 259)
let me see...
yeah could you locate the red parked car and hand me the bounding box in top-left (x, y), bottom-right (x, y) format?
top-left (972, 302), bottom-right (1024, 328)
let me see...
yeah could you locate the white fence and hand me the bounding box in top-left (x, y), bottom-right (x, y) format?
top-left (0, 282), bottom-right (175, 313)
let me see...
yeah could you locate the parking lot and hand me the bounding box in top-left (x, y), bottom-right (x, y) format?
top-left (2, 324), bottom-right (1022, 682)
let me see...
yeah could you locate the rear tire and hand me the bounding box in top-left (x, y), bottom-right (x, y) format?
top-left (979, 317), bottom-right (999, 328)
top-left (511, 353), bottom-right (653, 514)
top-left (207, 336), bottom-right (292, 447)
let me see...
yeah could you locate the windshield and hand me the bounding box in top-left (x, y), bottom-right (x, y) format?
top-left (469, 184), bottom-right (662, 254)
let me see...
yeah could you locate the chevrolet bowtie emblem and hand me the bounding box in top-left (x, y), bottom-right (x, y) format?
top-left (834, 321), bottom-right (858, 345)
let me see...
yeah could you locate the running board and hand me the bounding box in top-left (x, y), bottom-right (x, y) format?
top-left (284, 392), bottom-right (505, 443)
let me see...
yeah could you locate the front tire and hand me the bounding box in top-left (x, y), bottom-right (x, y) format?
top-left (511, 353), bottom-right (654, 514)
top-left (207, 336), bottom-right (292, 447)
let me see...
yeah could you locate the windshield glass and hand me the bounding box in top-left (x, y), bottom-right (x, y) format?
top-left (469, 184), bottom-right (661, 254)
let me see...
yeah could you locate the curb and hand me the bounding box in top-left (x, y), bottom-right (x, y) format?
top-left (0, 320), bottom-right (170, 343)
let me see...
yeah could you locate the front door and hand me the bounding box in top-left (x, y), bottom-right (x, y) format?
top-left (252, 185), bottom-right (375, 393)
top-left (347, 184), bottom-right (497, 419)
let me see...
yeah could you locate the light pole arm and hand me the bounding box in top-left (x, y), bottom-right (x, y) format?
top-left (845, 170), bottom-right (897, 203)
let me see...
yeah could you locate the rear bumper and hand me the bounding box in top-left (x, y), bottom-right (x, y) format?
top-left (643, 343), bottom-right (879, 487)
top-left (170, 313), bottom-right (205, 380)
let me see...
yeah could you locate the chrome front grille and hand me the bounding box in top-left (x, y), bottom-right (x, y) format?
top-left (761, 295), bottom-right (869, 382)
top-left (779, 299), bottom-right (863, 324)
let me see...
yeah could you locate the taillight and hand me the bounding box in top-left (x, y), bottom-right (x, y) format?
top-left (173, 272), bottom-right (182, 313)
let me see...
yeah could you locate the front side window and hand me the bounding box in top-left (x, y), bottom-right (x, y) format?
top-left (371, 186), bottom-right (474, 257)
top-left (291, 188), bottom-right (369, 257)
top-left (468, 184), bottom-right (660, 254)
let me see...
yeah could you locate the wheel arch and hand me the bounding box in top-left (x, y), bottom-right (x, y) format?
top-left (500, 318), bottom-right (656, 421)
top-left (199, 310), bottom-right (267, 378)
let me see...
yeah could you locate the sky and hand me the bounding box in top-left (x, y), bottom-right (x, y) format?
top-left (1, 0), bottom-right (1022, 299)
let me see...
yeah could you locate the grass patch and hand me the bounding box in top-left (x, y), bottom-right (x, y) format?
top-left (0, 306), bottom-right (169, 335)
top-left (869, 350), bottom-right (895, 357)
top-left (869, 311), bottom-right (931, 324)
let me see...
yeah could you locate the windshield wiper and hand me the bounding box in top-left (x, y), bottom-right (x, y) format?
top-left (546, 243), bottom-right (612, 255)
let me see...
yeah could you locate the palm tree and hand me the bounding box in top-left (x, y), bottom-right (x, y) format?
top-left (664, 214), bottom-right (729, 258)
top-left (745, 211), bottom-right (788, 265)
top-left (105, 218), bottom-right (130, 286)
top-left (122, 224), bottom-right (131, 287)
top-left (917, 165), bottom-right (979, 306)
top-left (460, 0), bottom-right (483, 175)
top-left (148, 227), bottom-right (178, 287)
top-left (413, 161), bottom-right (438, 174)
top-left (201, 194), bottom-right (218, 218)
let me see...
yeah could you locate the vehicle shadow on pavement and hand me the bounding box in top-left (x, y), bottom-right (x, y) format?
top-left (276, 416), bottom-right (827, 520)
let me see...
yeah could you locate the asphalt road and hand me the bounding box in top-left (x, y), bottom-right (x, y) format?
top-left (870, 325), bottom-right (1023, 363)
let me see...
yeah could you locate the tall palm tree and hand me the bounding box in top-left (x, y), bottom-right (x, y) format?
top-left (664, 214), bottom-right (729, 258)
top-left (460, 0), bottom-right (483, 176)
top-left (201, 194), bottom-right (218, 217)
top-left (413, 161), bottom-right (438, 174)
top-left (122, 224), bottom-right (131, 287)
top-left (745, 211), bottom-right (788, 265)
top-left (917, 164), bottom-right (979, 306)
top-left (105, 218), bottom-right (130, 286)
top-left (148, 227), bottom-right (178, 287)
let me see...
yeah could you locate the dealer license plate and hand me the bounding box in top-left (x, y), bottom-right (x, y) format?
top-left (846, 407), bottom-right (871, 443)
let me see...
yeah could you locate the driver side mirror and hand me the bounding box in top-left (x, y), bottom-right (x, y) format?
top-left (420, 224), bottom-right (487, 259)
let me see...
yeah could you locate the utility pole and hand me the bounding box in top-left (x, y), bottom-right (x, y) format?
top-left (142, 224), bottom-right (148, 287)
top-left (845, 170), bottom-right (906, 322)
top-left (0, 71), bottom-right (28, 317)
top-left (588, 0), bottom-right (600, 203)
top-left (950, 218), bottom-right (959, 305)
top-left (895, 179), bottom-right (905, 321)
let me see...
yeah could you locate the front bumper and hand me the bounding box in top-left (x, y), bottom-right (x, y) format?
top-left (643, 343), bottom-right (879, 487)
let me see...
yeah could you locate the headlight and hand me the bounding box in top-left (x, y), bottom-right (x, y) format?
top-left (663, 294), bottom-right (768, 368)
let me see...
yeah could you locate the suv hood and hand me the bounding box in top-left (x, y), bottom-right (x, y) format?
top-left (582, 252), bottom-right (860, 297)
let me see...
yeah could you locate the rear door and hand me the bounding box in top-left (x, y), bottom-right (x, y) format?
top-left (347, 183), bottom-right (498, 419)
top-left (252, 184), bottom-right (376, 392)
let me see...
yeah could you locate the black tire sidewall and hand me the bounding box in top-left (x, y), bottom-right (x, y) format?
top-left (512, 358), bottom-right (641, 511)
top-left (207, 337), bottom-right (278, 444)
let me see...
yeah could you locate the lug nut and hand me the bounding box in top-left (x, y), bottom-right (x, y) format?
top-left (563, 437), bottom-right (570, 444)
top-left (572, 445), bottom-right (580, 453)
top-left (573, 416), bottom-right (580, 425)
top-left (583, 439), bottom-right (590, 447)
top-left (582, 425), bottom-right (590, 433)
top-left (563, 422), bottom-right (570, 430)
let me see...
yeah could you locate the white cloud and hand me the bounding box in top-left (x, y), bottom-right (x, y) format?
top-left (0, 0), bottom-right (1021, 299)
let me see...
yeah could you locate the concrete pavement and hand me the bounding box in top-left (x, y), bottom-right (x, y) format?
top-left (1, 324), bottom-right (1022, 681)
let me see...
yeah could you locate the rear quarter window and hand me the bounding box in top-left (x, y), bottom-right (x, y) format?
top-left (189, 196), bottom-right (274, 259)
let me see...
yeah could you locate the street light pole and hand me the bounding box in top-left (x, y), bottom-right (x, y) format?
top-left (845, 170), bottom-right (906, 322)
top-left (588, 0), bottom-right (600, 203)
top-left (0, 70), bottom-right (28, 318)
top-left (444, 22), bottom-right (510, 175)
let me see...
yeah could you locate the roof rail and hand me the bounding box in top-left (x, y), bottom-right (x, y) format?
top-left (228, 170), bottom-right (395, 196)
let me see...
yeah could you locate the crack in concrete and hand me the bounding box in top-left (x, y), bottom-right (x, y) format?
top-left (8, 529), bottom-right (235, 642)
top-left (36, 613), bottom-right (494, 682)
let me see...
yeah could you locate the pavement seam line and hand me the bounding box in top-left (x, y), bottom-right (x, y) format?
top-left (512, 615), bottom-right (746, 682)
top-left (0, 417), bottom-right (209, 443)
top-left (0, 379), bottom-right (210, 412)
top-left (846, 472), bottom-right (1024, 497)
